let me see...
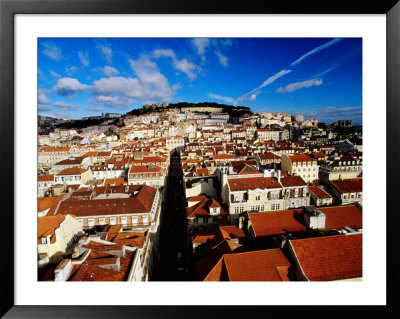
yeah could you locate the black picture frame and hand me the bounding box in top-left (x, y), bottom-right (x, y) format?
top-left (1, 0), bottom-right (399, 318)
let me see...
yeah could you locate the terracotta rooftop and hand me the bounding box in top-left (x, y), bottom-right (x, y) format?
top-left (57, 185), bottom-right (157, 217)
top-left (258, 153), bottom-right (281, 160)
top-left (128, 165), bottom-right (162, 173)
top-left (308, 186), bottom-right (332, 199)
top-left (54, 157), bottom-right (85, 165)
top-left (288, 154), bottom-right (316, 163)
top-left (191, 226), bottom-right (247, 244)
top-left (103, 178), bottom-right (126, 186)
top-left (228, 177), bottom-right (282, 191)
top-left (38, 195), bottom-right (66, 216)
top-left (38, 174), bottom-right (55, 182)
top-left (249, 209), bottom-right (306, 238)
top-left (290, 234), bottom-right (362, 281)
top-left (39, 146), bottom-right (71, 153)
top-left (317, 205), bottom-right (362, 230)
top-left (38, 215), bottom-right (66, 244)
top-left (280, 175), bottom-right (307, 187)
top-left (56, 167), bottom-right (89, 176)
top-left (187, 196), bottom-right (227, 218)
top-left (204, 248), bottom-right (292, 281)
top-left (331, 178), bottom-right (362, 193)
top-left (214, 154), bottom-right (236, 160)
top-left (68, 249), bottom-right (135, 281)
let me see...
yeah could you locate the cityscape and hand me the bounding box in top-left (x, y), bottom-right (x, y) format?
top-left (37, 38), bottom-right (362, 282)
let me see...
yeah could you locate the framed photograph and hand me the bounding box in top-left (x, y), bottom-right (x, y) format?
top-left (1, 0), bottom-right (399, 318)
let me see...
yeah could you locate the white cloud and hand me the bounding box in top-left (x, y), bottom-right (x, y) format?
top-left (41, 42), bottom-right (62, 61)
top-left (78, 51), bottom-right (89, 66)
top-left (208, 93), bottom-right (236, 105)
top-left (290, 38), bottom-right (343, 66)
top-left (215, 51), bottom-right (228, 67)
top-left (237, 69), bottom-right (291, 103)
top-left (172, 58), bottom-right (199, 80)
top-left (53, 101), bottom-right (79, 111)
top-left (100, 66), bottom-right (120, 77)
top-left (153, 48), bottom-right (200, 80)
top-left (92, 77), bottom-right (142, 97)
top-left (66, 66), bottom-right (80, 76)
top-left (153, 49), bottom-right (175, 59)
top-left (98, 44), bottom-right (113, 64)
top-left (93, 95), bottom-right (135, 110)
top-left (92, 55), bottom-right (178, 105)
top-left (191, 38), bottom-right (210, 61)
top-left (53, 77), bottom-right (91, 97)
top-left (276, 78), bottom-right (323, 93)
top-left (258, 69), bottom-right (292, 90)
top-left (49, 70), bottom-right (61, 78)
top-left (38, 90), bottom-right (51, 104)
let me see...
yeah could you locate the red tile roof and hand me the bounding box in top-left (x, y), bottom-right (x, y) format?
top-left (57, 185), bottom-right (157, 217)
top-left (308, 186), bottom-right (332, 199)
top-left (331, 178), bottom-right (362, 193)
top-left (38, 174), bottom-right (55, 182)
top-left (55, 157), bottom-right (85, 165)
top-left (214, 154), bottom-right (236, 160)
top-left (187, 196), bottom-right (227, 218)
top-left (258, 153), bottom-right (281, 160)
top-left (228, 177), bottom-right (281, 191)
top-left (204, 248), bottom-right (292, 281)
top-left (38, 195), bottom-right (66, 216)
top-left (249, 209), bottom-right (307, 237)
top-left (103, 178), bottom-right (126, 186)
top-left (56, 167), bottom-right (89, 176)
top-left (39, 146), bottom-right (71, 153)
top-left (128, 165), bottom-right (162, 173)
top-left (38, 215), bottom-right (66, 244)
top-left (280, 175), bottom-right (307, 187)
top-left (191, 226), bottom-right (247, 244)
top-left (68, 249), bottom-right (135, 281)
top-left (288, 154), bottom-right (316, 163)
top-left (317, 205), bottom-right (362, 230)
top-left (290, 234), bottom-right (362, 281)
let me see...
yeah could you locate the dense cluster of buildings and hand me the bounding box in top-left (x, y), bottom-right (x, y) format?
top-left (37, 106), bottom-right (362, 282)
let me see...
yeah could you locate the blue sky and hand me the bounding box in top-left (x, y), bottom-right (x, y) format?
top-left (38, 38), bottom-right (362, 124)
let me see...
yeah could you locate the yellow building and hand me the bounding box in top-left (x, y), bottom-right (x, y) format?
top-left (281, 154), bottom-right (319, 184)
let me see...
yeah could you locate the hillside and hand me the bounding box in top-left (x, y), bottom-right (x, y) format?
top-left (127, 102), bottom-right (252, 118)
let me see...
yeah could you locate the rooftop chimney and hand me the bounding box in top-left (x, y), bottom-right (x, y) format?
top-left (304, 206), bottom-right (326, 229)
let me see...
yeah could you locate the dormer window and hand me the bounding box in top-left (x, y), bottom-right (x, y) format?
top-left (41, 237), bottom-right (47, 245)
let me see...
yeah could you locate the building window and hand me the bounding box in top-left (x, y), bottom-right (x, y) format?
top-left (41, 237), bottom-right (47, 245)
top-left (99, 217), bottom-right (106, 225)
top-left (343, 194), bottom-right (348, 200)
top-left (88, 218), bottom-right (95, 227)
top-left (142, 215), bottom-right (149, 224)
top-left (110, 217), bottom-right (117, 225)
top-left (132, 216), bottom-right (138, 225)
top-left (271, 203), bottom-right (280, 211)
top-left (255, 194), bottom-right (260, 201)
top-left (121, 216), bottom-right (127, 225)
